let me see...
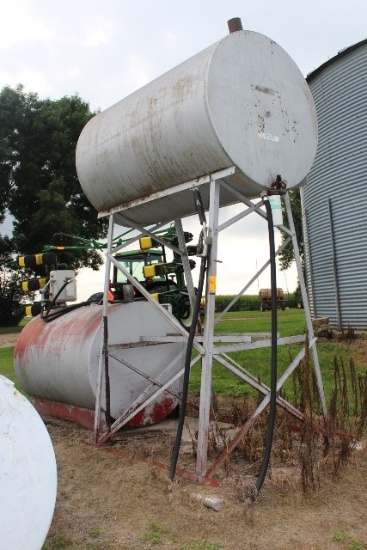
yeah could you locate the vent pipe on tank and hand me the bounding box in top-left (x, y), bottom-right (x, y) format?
top-left (227, 17), bottom-right (243, 33)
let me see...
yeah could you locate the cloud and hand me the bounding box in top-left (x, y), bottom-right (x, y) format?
top-left (81, 19), bottom-right (116, 47)
top-left (122, 54), bottom-right (150, 94)
top-left (65, 68), bottom-right (81, 79)
top-left (164, 30), bottom-right (179, 42)
top-left (0, 0), bottom-right (53, 49)
top-left (0, 67), bottom-right (51, 95)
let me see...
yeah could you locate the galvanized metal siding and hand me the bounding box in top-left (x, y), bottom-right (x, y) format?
top-left (304, 42), bottom-right (367, 328)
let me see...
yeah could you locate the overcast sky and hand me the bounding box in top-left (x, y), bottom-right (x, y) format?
top-left (1, 0), bottom-right (366, 300)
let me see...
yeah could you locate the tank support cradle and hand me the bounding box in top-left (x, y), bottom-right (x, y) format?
top-left (94, 168), bottom-right (328, 481)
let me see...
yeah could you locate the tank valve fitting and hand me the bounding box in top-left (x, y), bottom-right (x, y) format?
top-left (227, 17), bottom-right (243, 33)
top-left (267, 174), bottom-right (287, 196)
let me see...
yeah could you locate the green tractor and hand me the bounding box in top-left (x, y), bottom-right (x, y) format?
top-left (19, 226), bottom-right (200, 329)
top-left (111, 234), bottom-right (197, 328)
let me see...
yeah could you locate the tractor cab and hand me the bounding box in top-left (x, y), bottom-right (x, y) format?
top-left (112, 248), bottom-right (177, 299)
top-left (113, 249), bottom-right (163, 284)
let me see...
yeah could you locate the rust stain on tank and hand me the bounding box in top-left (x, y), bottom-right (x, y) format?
top-left (14, 302), bottom-right (184, 430)
top-left (32, 397), bottom-right (102, 431)
top-left (15, 305), bottom-right (102, 360)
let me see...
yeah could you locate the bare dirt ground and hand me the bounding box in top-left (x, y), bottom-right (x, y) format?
top-left (3, 331), bottom-right (367, 549)
top-left (43, 414), bottom-right (367, 550)
top-left (0, 332), bottom-right (19, 348)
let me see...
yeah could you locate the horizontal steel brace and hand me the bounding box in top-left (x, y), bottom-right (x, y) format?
top-left (97, 166), bottom-right (237, 219)
top-left (139, 332), bottom-right (275, 343)
top-left (212, 334), bottom-right (306, 354)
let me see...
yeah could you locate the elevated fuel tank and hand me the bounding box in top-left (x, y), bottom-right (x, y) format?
top-left (76, 29), bottom-right (318, 226)
top-left (14, 302), bottom-right (185, 426)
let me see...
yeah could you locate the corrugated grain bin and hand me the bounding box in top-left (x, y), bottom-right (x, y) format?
top-left (303, 39), bottom-right (367, 329)
top-left (76, 30), bottom-right (318, 225)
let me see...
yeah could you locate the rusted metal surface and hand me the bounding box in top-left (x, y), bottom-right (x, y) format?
top-left (227, 17), bottom-right (243, 33)
top-left (32, 396), bottom-right (178, 430)
top-left (84, 443), bottom-right (221, 488)
top-left (32, 397), bottom-right (105, 431)
top-left (14, 301), bottom-right (186, 427)
top-left (15, 308), bottom-right (100, 409)
top-left (77, 30), bottom-right (317, 226)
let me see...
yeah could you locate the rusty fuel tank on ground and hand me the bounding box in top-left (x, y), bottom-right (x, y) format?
top-left (14, 302), bottom-right (185, 428)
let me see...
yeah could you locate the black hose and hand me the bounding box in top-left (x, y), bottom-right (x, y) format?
top-left (42, 300), bottom-right (91, 323)
top-left (192, 188), bottom-right (207, 226)
top-left (253, 196), bottom-right (278, 498)
top-left (169, 253), bottom-right (208, 481)
top-left (43, 280), bottom-right (71, 318)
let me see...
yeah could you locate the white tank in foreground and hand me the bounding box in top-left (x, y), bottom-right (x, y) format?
top-left (0, 376), bottom-right (57, 550)
top-left (76, 29), bottom-right (317, 225)
top-left (14, 301), bottom-right (185, 426)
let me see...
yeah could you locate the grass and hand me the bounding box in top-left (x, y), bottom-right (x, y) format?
top-left (88, 528), bottom-right (101, 539)
top-left (140, 522), bottom-right (166, 544)
top-left (139, 524), bottom-right (222, 549)
top-left (0, 316), bottom-right (29, 334)
top-left (215, 308), bottom-right (308, 336)
top-left (42, 534), bottom-right (69, 550)
top-left (0, 322), bottom-right (29, 394)
top-left (2, 309), bottom-right (367, 410)
top-left (180, 542), bottom-right (222, 550)
top-left (0, 347), bottom-right (18, 386)
top-left (330, 531), bottom-right (365, 550)
top-left (189, 309), bottom-right (367, 408)
top-left (0, 317), bottom-right (30, 392)
top-left (0, 325), bottom-right (24, 334)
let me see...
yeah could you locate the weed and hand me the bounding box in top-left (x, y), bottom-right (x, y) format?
top-left (229, 474), bottom-right (256, 502)
top-left (89, 527), bottom-right (101, 539)
top-left (338, 325), bottom-right (356, 342)
top-left (331, 531), bottom-right (349, 542)
top-left (180, 541), bottom-right (222, 550)
top-left (42, 534), bottom-right (69, 549)
top-left (297, 339), bottom-right (319, 494)
top-left (347, 542), bottom-right (365, 550)
top-left (140, 522), bottom-right (166, 544)
top-left (330, 531), bottom-right (365, 550)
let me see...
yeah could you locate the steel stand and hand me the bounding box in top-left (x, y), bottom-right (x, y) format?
top-left (93, 170), bottom-right (327, 481)
top-left (194, 183), bottom-right (327, 478)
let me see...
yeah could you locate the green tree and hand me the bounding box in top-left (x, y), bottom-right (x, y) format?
top-left (0, 85), bottom-right (106, 271)
top-left (0, 234), bottom-right (13, 265)
top-left (0, 268), bottom-right (24, 326)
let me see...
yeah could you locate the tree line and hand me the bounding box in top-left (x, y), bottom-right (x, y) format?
top-left (0, 85), bottom-right (107, 324)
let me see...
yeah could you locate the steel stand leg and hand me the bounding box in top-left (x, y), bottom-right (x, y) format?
top-left (196, 179), bottom-right (220, 478)
top-left (94, 214), bottom-right (114, 443)
top-left (284, 192), bottom-right (328, 419)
